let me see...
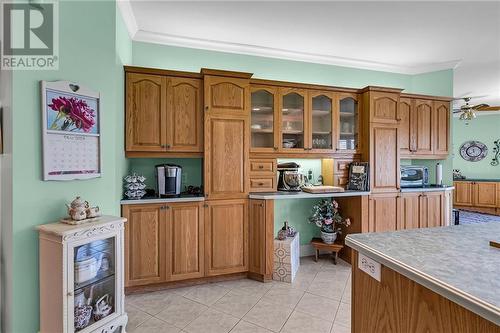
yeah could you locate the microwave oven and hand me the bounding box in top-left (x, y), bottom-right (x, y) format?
top-left (400, 166), bottom-right (429, 188)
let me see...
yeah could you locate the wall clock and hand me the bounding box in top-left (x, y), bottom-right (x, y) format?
top-left (460, 141), bottom-right (488, 162)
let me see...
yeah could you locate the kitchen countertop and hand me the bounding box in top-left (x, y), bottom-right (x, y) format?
top-left (400, 185), bottom-right (454, 193)
top-left (345, 223), bottom-right (500, 326)
top-left (249, 190), bottom-right (371, 200)
top-left (120, 195), bottom-right (204, 205)
top-left (454, 179), bottom-right (500, 182)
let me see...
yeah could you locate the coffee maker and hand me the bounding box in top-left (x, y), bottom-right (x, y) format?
top-left (155, 164), bottom-right (182, 197)
top-left (277, 162), bottom-right (305, 191)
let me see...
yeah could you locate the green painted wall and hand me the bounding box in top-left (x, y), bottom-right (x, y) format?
top-left (452, 115), bottom-right (500, 179)
top-left (11, 2), bottom-right (130, 332)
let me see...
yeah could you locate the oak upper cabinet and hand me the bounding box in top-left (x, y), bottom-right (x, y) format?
top-left (248, 199), bottom-right (274, 281)
top-left (420, 192), bottom-right (444, 228)
top-left (122, 204), bottom-right (167, 287)
top-left (309, 91), bottom-right (335, 152)
top-left (398, 97), bottom-right (413, 155)
top-left (473, 182), bottom-right (498, 208)
top-left (370, 123), bottom-right (400, 192)
top-left (251, 86), bottom-right (279, 153)
top-left (204, 115), bottom-right (249, 199)
top-left (369, 91), bottom-right (400, 124)
top-left (337, 93), bottom-right (360, 152)
top-left (433, 100), bottom-right (450, 155)
top-left (279, 88), bottom-right (308, 152)
top-left (166, 202), bottom-right (204, 281)
top-left (368, 193), bottom-right (400, 232)
top-left (414, 99), bottom-right (433, 155)
top-left (166, 77), bottom-right (203, 152)
top-left (126, 73), bottom-right (167, 152)
top-left (204, 75), bottom-right (250, 116)
top-left (126, 71), bottom-right (203, 154)
top-left (399, 192), bottom-right (420, 230)
top-left (205, 199), bottom-right (248, 276)
top-left (454, 181), bottom-right (473, 206)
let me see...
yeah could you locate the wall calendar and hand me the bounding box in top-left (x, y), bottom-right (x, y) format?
top-left (42, 81), bottom-right (101, 180)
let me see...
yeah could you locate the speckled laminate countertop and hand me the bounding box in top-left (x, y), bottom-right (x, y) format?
top-left (345, 223), bottom-right (500, 326)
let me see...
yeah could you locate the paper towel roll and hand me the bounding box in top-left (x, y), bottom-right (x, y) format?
top-left (436, 163), bottom-right (443, 186)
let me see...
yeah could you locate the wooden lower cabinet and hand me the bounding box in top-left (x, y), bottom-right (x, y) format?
top-left (454, 181), bottom-right (500, 215)
top-left (167, 202), bottom-right (204, 281)
top-left (248, 199), bottom-right (274, 281)
top-left (399, 191), bottom-right (445, 229)
top-left (122, 202), bottom-right (204, 287)
top-left (123, 204), bottom-right (167, 287)
top-left (204, 199), bottom-right (249, 276)
top-left (368, 193), bottom-right (400, 232)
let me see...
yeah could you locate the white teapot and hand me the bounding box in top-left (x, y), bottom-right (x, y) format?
top-left (66, 196), bottom-right (89, 221)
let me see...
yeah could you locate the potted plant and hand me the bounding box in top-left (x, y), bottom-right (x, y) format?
top-left (308, 199), bottom-right (351, 244)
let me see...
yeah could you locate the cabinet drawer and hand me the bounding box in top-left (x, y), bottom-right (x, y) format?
top-left (250, 159), bottom-right (276, 174)
top-left (334, 175), bottom-right (349, 187)
top-left (334, 159), bottom-right (359, 174)
top-left (250, 177), bottom-right (276, 192)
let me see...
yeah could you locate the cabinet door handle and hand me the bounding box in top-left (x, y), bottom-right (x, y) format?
top-left (67, 291), bottom-right (74, 296)
top-left (205, 106), bottom-right (209, 111)
top-left (258, 182), bottom-right (264, 186)
top-left (258, 165), bottom-right (264, 169)
top-left (166, 144), bottom-right (171, 149)
top-left (203, 204), bottom-right (208, 208)
top-left (260, 203), bottom-right (264, 207)
top-left (273, 147), bottom-right (278, 151)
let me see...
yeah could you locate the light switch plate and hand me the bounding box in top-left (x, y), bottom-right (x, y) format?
top-left (358, 253), bottom-right (381, 282)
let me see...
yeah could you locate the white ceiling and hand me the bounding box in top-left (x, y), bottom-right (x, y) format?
top-left (120, 1), bottom-right (500, 108)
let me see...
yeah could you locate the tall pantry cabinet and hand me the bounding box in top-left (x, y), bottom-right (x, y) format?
top-left (202, 69), bottom-right (252, 276)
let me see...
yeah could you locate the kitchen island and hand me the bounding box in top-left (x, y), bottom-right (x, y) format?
top-left (346, 223), bottom-right (500, 332)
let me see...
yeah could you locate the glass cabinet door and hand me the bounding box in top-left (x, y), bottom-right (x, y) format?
top-left (338, 94), bottom-right (359, 151)
top-left (281, 90), bottom-right (305, 150)
top-left (72, 237), bottom-right (117, 332)
top-left (311, 93), bottom-right (334, 150)
top-left (251, 88), bottom-right (276, 151)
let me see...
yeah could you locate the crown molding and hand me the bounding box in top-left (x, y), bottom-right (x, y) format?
top-left (117, 1), bottom-right (461, 75)
top-left (117, 0), bottom-right (138, 39)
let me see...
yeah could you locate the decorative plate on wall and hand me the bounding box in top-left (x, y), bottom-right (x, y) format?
top-left (459, 141), bottom-right (488, 162)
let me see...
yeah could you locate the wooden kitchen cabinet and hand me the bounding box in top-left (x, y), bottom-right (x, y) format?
top-left (367, 91), bottom-right (400, 124)
top-left (248, 199), bottom-right (274, 281)
top-left (398, 97), bottom-right (413, 155)
top-left (368, 193), bottom-right (400, 232)
top-left (309, 91), bottom-right (336, 153)
top-left (473, 182), bottom-right (498, 208)
top-left (414, 99), bottom-right (434, 155)
top-left (420, 191), bottom-right (444, 228)
top-left (167, 202), bottom-right (204, 281)
top-left (399, 192), bottom-right (421, 229)
top-left (126, 73), bottom-right (167, 152)
top-left (204, 199), bottom-right (248, 276)
top-left (125, 70), bottom-right (203, 155)
top-left (166, 77), bottom-right (203, 152)
top-left (251, 86), bottom-right (280, 153)
top-left (433, 100), bottom-right (450, 155)
top-left (204, 75), bottom-right (250, 116)
top-left (122, 204), bottom-right (167, 287)
top-left (453, 181), bottom-right (475, 206)
top-left (122, 201), bottom-right (204, 287)
top-left (279, 88), bottom-right (308, 152)
top-left (336, 93), bottom-right (361, 153)
top-left (370, 123), bottom-right (400, 192)
top-left (204, 115), bottom-right (249, 199)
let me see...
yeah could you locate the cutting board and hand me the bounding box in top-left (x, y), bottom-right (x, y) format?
top-left (302, 186), bottom-right (345, 193)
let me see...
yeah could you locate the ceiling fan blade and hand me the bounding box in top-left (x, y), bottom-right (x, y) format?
top-left (477, 105), bottom-right (500, 111)
top-left (471, 103), bottom-right (490, 110)
top-left (452, 95), bottom-right (488, 101)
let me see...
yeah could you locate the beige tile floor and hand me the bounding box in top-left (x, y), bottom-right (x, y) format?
top-left (126, 256), bottom-right (352, 333)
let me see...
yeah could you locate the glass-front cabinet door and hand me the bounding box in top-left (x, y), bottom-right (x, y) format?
top-left (70, 236), bottom-right (119, 332)
top-left (337, 93), bottom-right (360, 152)
top-left (251, 86), bottom-right (278, 152)
top-left (310, 92), bottom-right (335, 152)
top-left (280, 88), bottom-right (307, 151)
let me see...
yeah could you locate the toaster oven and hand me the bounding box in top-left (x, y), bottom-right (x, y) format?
top-left (400, 166), bottom-right (429, 188)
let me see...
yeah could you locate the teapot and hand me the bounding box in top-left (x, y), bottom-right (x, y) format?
top-left (93, 294), bottom-right (113, 321)
top-left (66, 197), bottom-right (89, 221)
top-left (74, 252), bottom-right (104, 284)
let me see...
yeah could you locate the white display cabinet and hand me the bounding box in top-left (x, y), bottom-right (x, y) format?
top-left (37, 216), bottom-right (128, 333)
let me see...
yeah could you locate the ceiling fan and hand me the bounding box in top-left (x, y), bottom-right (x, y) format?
top-left (453, 96), bottom-right (500, 121)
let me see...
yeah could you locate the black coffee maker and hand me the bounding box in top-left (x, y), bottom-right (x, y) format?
top-left (155, 164), bottom-right (182, 197)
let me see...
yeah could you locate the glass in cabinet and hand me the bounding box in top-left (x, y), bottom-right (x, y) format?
top-left (72, 236), bottom-right (118, 332)
top-left (337, 94), bottom-right (359, 151)
top-left (280, 89), bottom-right (306, 150)
top-left (251, 87), bottom-right (277, 151)
top-left (310, 92), bottom-right (334, 151)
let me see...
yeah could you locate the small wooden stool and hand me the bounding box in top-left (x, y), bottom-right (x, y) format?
top-left (311, 238), bottom-right (344, 264)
